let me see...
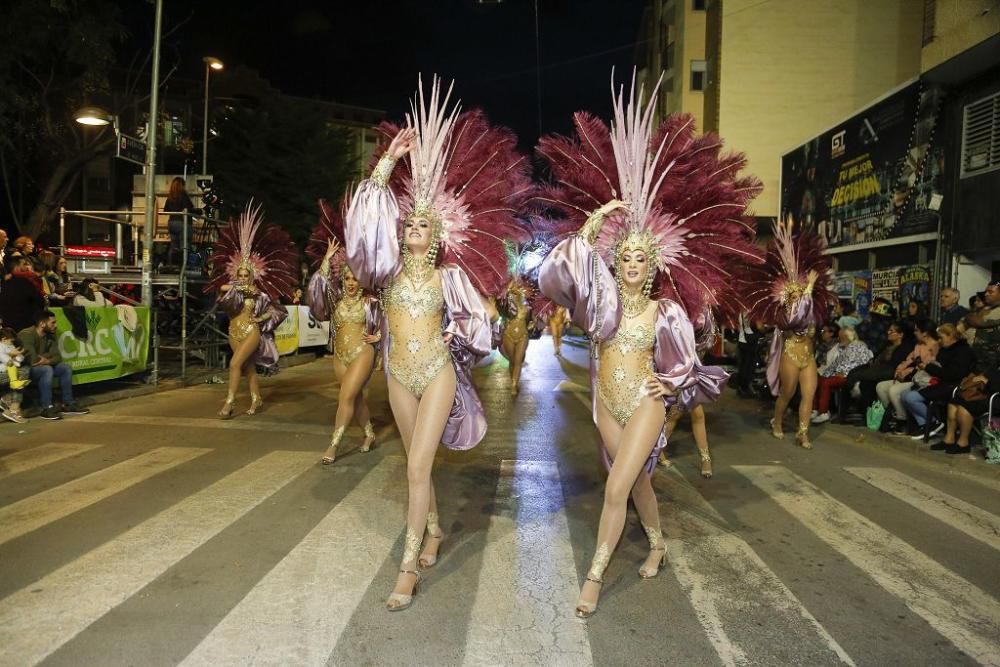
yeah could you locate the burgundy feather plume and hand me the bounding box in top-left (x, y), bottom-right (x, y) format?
top-left (305, 198), bottom-right (349, 279)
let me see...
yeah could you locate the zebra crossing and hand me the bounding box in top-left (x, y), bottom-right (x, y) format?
top-left (1, 440), bottom-right (999, 666)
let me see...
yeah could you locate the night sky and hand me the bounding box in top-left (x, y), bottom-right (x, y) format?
top-left (128, 0), bottom-right (645, 147)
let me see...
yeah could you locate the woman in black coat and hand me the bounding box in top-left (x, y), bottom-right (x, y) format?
top-left (836, 320), bottom-right (915, 420)
top-left (900, 323), bottom-right (976, 433)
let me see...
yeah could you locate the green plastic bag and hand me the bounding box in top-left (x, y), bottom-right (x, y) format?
top-left (866, 400), bottom-right (886, 431)
top-left (984, 423), bottom-right (1000, 464)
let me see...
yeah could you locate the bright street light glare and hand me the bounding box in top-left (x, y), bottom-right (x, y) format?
top-left (73, 106), bottom-right (113, 126)
top-left (203, 56), bottom-right (224, 71)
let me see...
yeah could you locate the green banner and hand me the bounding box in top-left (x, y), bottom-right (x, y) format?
top-left (51, 306), bottom-right (151, 384)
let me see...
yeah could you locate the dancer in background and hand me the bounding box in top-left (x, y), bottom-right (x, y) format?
top-left (746, 216), bottom-right (834, 449)
top-left (207, 203), bottom-right (297, 418)
top-left (307, 199), bottom-right (382, 463)
top-left (345, 76), bottom-right (529, 611)
top-left (537, 72), bottom-right (762, 617)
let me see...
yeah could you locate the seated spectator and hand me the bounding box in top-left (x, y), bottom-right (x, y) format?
top-left (939, 287), bottom-right (968, 325)
top-left (836, 319), bottom-right (915, 421)
top-left (901, 323), bottom-right (975, 438)
top-left (18, 310), bottom-right (90, 420)
top-left (812, 327), bottom-right (873, 424)
top-left (876, 320), bottom-right (939, 434)
top-left (12, 235), bottom-right (34, 258)
top-left (939, 365), bottom-right (1000, 455)
top-left (39, 252), bottom-right (74, 307)
top-left (0, 255), bottom-right (45, 332)
top-left (73, 278), bottom-right (109, 307)
top-left (815, 323), bottom-right (840, 372)
top-left (835, 300), bottom-right (861, 329)
top-left (963, 280), bottom-right (1000, 374)
top-left (857, 299), bottom-right (895, 355)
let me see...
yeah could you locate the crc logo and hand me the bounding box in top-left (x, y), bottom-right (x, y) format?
top-left (831, 130), bottom-right (846, 158)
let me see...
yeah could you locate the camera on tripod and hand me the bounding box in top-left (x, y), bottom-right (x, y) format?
top-left (197, 179), bottom-right (224, 212)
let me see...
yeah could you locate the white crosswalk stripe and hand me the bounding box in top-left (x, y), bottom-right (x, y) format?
top-left (464, 460), bottom-right (593, 667)
top-left (0, 446), bottom-right (210, 546)
top-left (180, 457), bottom-right (407, 666)
top-left (0, 443), bottom-right (102, 480)
top-left (845, 466), bottom-right (1000, 553)
top-left (658, 469), bottom-right (855, 666)
top-left (0, 451), bottom-right (314, 667)
top-left (735, 465), bottom-right (1000, 666)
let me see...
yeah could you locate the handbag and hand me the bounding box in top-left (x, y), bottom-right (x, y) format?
top-left (912, 370), bottom-right (933, 389)
top-left (865, 400), bottom-right (886, 431)
top-left (958, 374), bottom-right (988, 402)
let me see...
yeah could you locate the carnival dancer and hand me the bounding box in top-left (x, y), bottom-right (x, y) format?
top-left (345, 76), bottom-right (530, 611)
top-left (207, 203), bottom-right (298, 418)
top-left (307, 199), bottom-right (382, 463)
top-left (657, 308), bottom-right (720, 478)
top-left (746, 216), bottom-right (834, 449)
top-left (537, 72), bottom-right (762, 617)
top-left (498, 243), bottom-right (541, 395)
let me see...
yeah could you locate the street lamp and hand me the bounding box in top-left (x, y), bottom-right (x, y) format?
top-left (74, 106), bottom-right (114, 127)
top-left (202, 56), bottom-right (224, 174)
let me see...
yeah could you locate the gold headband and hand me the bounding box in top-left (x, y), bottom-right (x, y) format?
top-left (615, 230), bottom-right (657, 266)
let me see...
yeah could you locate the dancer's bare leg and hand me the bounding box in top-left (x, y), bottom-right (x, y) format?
top-left (657, 407), bottom-right (682, 466)
top-left (578, 396), bottom-right (665, 612)
top-left (510, 335), bottom-right (528, 394)
top-left (690, 405), bottom-right (712, 477)
top-left (796, 362), bottom-right (818, 448)
top-left (221, 331), bottom-right (259, 415)
top-left (386, 365), bottom-right (456, 606)
top-left (772, 356), bottom-right (801, 437)
top-left (323, 348), bottom-right (375, 463)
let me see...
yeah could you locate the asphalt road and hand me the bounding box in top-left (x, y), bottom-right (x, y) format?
top-left (1, 335), bottom-right (999, 666)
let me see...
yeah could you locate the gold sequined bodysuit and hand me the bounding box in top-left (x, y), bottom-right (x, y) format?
top-left (782, 329), bottom-right (815, 369)
top-left (333, 294), bottom-right (368, 365)
top-left (502, 294), bottom-right (530, 347)
top-left (597, 321), bottom-right (657, 425)
top-left (384, 274), bottom-right (450, 397)
top-left (229, 296), bottom-right (259, 343)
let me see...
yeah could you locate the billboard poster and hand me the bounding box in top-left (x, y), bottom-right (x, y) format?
top-left (53, 306), bottom-right (150, 384)
top-left (781, 81), bottom-right (944, 249)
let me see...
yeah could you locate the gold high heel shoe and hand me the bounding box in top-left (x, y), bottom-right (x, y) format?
top-left (639, 526), bottom-right (667, 578)
top-left (246, 393), bottom-right (263, 415)
top-left (576, 543), bottom-right (609, 618)
top-left (385, 569), bottom-right (421, 612)
top-left (218, 395), bottom-right (235, 419)
top-left (322, 425), bottom-right (346, 465)
top-left (770, 417), bottom-right (784, 439)
top-left (699, 450), bottom-right (713, 478)
top-left (796, 422), bottom-right (812, 449)
top-left (418, 512), bottom-right (445, 568)
top-left (361, 422), bottom-right (375, 453)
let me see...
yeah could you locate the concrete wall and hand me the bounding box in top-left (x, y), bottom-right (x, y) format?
top-left (717, 0), bottom-right (923, 216)
top-left (922, 0), bottom-right (1000, 72)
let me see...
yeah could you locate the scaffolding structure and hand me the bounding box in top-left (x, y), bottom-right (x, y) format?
top-left (58, 207), bottom-right (230, 384)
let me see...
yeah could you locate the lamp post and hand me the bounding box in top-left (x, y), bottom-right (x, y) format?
top-left (141, 0), bottom-right (164, 307)
top-left (201, 57), bottom-right (223, 175)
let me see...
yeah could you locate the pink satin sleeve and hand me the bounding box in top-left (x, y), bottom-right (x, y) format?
top-left (539, 236), bottom-right (621, 342)
top-left (345, 179), bottom-right (402, 291)
top-left (438, 265), bottom-right (492, 451)
top-left (305, 270), bottom-right (339, 322)
top-left (653, 300), bottom-right (729, 410)
top-left (364, 295), bottom-right (382, 337)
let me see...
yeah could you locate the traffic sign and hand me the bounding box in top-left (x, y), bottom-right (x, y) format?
top-left (116, 133), bottom-right (146, 166)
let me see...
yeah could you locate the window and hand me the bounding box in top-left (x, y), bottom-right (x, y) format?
top-left (693, 0), bottom-right (706, 9)
top-left (961, 90), bottom-right (1000, 179)
top-left (665, 42), bottom-right (675, 70)
top-left (922, 0), bottom-right (936, 46)
top-left (690, 60), bottom-right (707, 91)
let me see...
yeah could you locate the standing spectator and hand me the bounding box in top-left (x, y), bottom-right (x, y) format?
top-left (964, 281), bottom-right (1000, 373)
top-left (73, 278), bottom-right (109, 307)
top-left (836, 320), bottom-right (915, 421)
top-left (857, 299), bottom-right (895, 355)
top-left (876, 320), bottom-right (940, 434)
top-left (938, 287), bottom-right (968, 325)
top-left (0, 256), bottom-right (45, 331)
top-left (18, 310), bottom-right (90, 420)
top-left (836, 300), bottom-right (861, 329)
top-left (164, 177), bottom-right (197, 265)
top-left (904, 299), bottom-right (926, 324)
top-left (812, 327), bottom-right (873, 424)
top-left (735, 314), bottom-right (762, 397)
top-left (901, 323), bottom-right (975, 438)
top-left (12, 235), bottom-right (34, 258)
top-left (970, 292), bottom-right (986, 313)
top-left (0, 228), bottom-right (7, 264)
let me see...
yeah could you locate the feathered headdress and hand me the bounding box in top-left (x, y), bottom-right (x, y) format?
top-left (535, 71), bottom-right (763, 321)
top-left (745, 217), bottom-right (835, 327)
top-left (206, 201), bottom-right (298, 301)
top-left (306, 198), bottom-right (348, 280)
top-left (372, 75), bottom-right (532, 298)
